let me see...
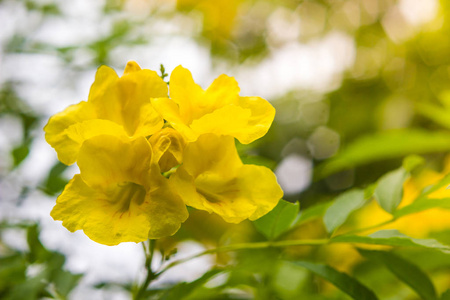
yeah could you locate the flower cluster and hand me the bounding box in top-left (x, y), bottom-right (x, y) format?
top-left (45, 61), bottom-right (283, 245)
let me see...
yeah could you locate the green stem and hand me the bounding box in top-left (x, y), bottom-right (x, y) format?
top-left (333, 217), bottom-right (396, 238)
top-left (134, 240), bottom-right (157, 300)
top-left (155, 239), bottom-right (328, 277)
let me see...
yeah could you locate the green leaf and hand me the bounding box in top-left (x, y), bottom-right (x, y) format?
top-left (293, 261), bottom-right (378, 300)
top-left (441, 289), bottom-right (450, 300)
top-left (402, 155), bottom-right (425, 172)
top-left (294, 202), bottom-right (331, 226)
top-left (52, 269), bottom-right (83, 297)
top-left (374, 168), bottom-right (407, 214)
top-left (332, 230), bottom-right (450, 254)
top-left (314, 130), bottom-right (450, 179)
top-left (26, 224), bottom-right (51, 263)
top-left (359, 249), bottom-right (437, 300)
top-left (40, 161), bottom-right (68, 196)
top-left (394, 198), bottom-right (450, 218)
top-left (392, 172), bottom-right (450, 218)
top-left (160, 269), bottom-right (223, 300)
top-left (324, 189), bottom-right (366, 234)
top-left (415, 102), bottom-right (450, 130)
top-left (12, 142), bottom-right (30, 167)
top-left (418, 173), bottom-right (450, 199)
top-left (240, 155), bottom-right (277, 169)
top-left (253, 200), bottom-right (299, 239)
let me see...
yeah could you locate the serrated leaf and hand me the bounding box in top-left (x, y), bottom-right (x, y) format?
top-left (293, 261), bottom-right (378, 300)
top-left (253, 200), bottom-right (299, 239)
top-left (359, 249), bottom-right (437, 300)
top-left (374, 168), bottom-right (407, 213)
top-left (332, 230), bottom-right (450, 254)
top-left (315, 130), bottom-right (450, 179)
top-left (324, 189), bottom-right (366, 234)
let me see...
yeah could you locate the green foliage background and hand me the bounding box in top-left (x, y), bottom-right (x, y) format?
top-left (1, 0), bottom-right (450, 299)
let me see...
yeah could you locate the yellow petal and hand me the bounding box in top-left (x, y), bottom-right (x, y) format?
top-left (51, 175), bottom-right (151, 245)
top-left (204, 74), bottom-right (240, 110)
top-left (162, 66), bottom-right (275, 144)
top-left (60, 119), bottom-right (127, 165)
top-left (152, 97), bottom-right (197, 141)
top-left (126, 102), bottom-right (164, 138)
top-left (148, 128), bottom-right (186, 173)
top-left (235, 96), bottom-right (276, 144)
top-left (52, 136), bottom-right (189, 245)
top-left (93, 69), bottom-right (166, 136)
top-left (51, 175), bottom-right (186, 245)
top-left (169, 65), bottom-right (204, 121)
top-left (77, 135), bottom-right (152, 189)
top-left (88, 65), bottom-right (119, 105)
top-left (145, 177), bottom-right (189, 238)
top-left (170, 134), bottom-right (283, 223)
top-left (189, 105), bottom-right (251, 141)
top-left (181, 134), bottom-right (242, 177)
top-left (44, 101), bottom-right (97, 165)
top-left (238, 165), bottom-right (284, 221)
top-left (123, 61), bottom-right (142, 75)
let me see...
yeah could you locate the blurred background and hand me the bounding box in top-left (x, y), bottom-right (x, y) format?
top-left (1, 0), bottom-right (450, 299)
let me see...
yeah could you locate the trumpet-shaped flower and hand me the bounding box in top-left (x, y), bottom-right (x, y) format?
top-left (44, 61), bottom-right (166, 165)
top-left (169, 133), bottom-right (283, 223)
top-left (149, 127), bottom-right (186, 173)
top-left (50, 135), bottom-right (189, 245)
top-left (152, 66), bottom-right (275, 144)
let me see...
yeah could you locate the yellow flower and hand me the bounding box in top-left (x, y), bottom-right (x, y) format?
top-left (44, 61), bottom-right (166, 165)
top-left (50, 135), bottom-right (188, 245)
top-left (152, 66), bottom-right (275, 144)
top-left (169, 133), bottom-right (283, 223)
top-left (353, 167), bottom-right (450, 238)
top-left (177, 0), bottom-right (241, 40)
top-left (149, 127), bottom-right (186, 173)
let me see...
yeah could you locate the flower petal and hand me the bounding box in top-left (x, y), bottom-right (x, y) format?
top-left (170, 134), bottom-right (282, 223)
top-left (123, 60), bottom-right (142, 75)
top-left (92, 69), bottom-right (166, 136)
top-left (145, 177), bottom-right (189, 238)
top-left (44, 101), bottom-right (97, 165)
top-left (189, 105), bottom-right (251, 142)
top-left (235, 96), bottom-right (276, 144)
top-left (51, 175), bottom-right (161, 245)
top-left (181, 134), bottom-right (242, 177)
top-left (149, 128), bottom-right (186, 173)
top-left (77, 135), bottom-right (152, 189)
top-left (152, 97), bottom-right (197, 141)
top-left (205, 74), bottom-right (240, 109)
top-left (88, 65), bottom-right (119, 105)
top-left (169, 65), bottom-right (204, 122)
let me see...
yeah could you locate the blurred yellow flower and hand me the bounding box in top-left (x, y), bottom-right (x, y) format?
top-left (50, 135), bottom-right (188, 245)
top-left (169, 133), bottom-right (283, 223)
top-left (354, 166), bottom-right (450, 238)
top-left (44, 61), bottom-right (166, 165)
top-left (177, 0), bottom-right (240, 40)
top-left (152, 65), bottom-right (275, 144)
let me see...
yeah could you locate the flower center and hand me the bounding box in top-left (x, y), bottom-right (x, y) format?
top-left (107, 181), bottom-right (147, 212)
